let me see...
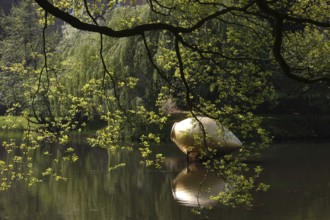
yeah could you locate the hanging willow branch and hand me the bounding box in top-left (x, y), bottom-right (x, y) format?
top-left (83, 0), bottom-right (126, 113)
top-left (141, 32), bottom-right (180, 90)
top-left (30, 10), bottom-right (55, 126)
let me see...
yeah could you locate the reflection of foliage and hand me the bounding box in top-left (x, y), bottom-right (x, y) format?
top-left (0, 145), bottom-right (212, 219)
top-left (0, 129), bottom-right (82, 191)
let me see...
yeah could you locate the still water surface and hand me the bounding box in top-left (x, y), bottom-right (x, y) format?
top-left (0, 135), bottom-right (330, 220)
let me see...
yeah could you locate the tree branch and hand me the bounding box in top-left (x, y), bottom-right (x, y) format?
top-left (255, 0), bottom-right (330, 27)
top-left (273, 18), bottom-right (330, 83)
top-left (34, 0), bottom-right (254, 37)
top-left (83, 0), bottom-right (126, 113)
top-left (141, 32), bottom-right (180, 90)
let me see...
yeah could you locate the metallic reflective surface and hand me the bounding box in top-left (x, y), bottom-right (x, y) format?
top-left (172, 163), bottom-right (225, 207)
top-left (170, 117), bottom-right (242, 158)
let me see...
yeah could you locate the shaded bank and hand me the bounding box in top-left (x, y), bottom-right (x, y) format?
top-left (263, 114), bottom-right (330, 140)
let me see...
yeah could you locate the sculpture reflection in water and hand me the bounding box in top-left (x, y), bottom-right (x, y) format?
top-left (172, 162), bottom-right (226, 207)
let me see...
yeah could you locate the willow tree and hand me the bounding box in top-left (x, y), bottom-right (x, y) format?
top-left (0, 1), bottom-right (56, 115)
top-left (1, 0), bottom-right (329, 208)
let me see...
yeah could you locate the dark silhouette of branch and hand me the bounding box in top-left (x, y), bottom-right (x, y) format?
top-left (83, 0), bottom-right (126, 113)
top-left (255, 0), bottom-right (330, 83)
top-left (141, 32), bottom-right (181, 91)
top-left (31, 10), bottom-right (55, 125)
top-left (34, 0), bottom-right (329, 84)
top-left (255, 0), bottom-right (330, 27)
top-left (146, 0), bottom-right (176, 16)
top-left (34, 0), bottom-right (255, 37)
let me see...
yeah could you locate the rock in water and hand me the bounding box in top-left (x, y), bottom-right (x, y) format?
top-left (170, 117), bottom-right (242, 158)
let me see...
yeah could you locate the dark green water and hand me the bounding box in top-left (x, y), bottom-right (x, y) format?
top-left (1, 135), bottom-right (330, 220)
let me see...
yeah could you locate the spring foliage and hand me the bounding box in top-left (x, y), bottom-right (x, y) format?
top-left (0, 0), bottom-right (329, 209)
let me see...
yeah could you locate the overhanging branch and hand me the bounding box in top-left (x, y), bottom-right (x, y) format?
top-left (255, 0), bottom-right (330, 27)
top-left (257, 0), bottom-right (330, 83)
top-left (273, 18), bottom-right (330, 83)
top-left (34, 0), bottom-right (255, 37)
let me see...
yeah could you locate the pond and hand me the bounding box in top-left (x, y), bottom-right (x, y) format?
top-left (0, 134), bottom-right (330, 220)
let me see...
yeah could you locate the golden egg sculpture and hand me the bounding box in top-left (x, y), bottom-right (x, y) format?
top-left (170, 116), bottom-right (242, 158)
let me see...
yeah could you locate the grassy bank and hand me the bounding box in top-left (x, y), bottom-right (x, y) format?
top-left (0, 116), bottom-right (34, 131)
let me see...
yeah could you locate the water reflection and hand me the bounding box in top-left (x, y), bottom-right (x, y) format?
top-left (1, 138), bottom-right (330, 220)
top-left (0, 140), bottom-right (203, 220)
top-left (172, 163), bottom-right (225, 207)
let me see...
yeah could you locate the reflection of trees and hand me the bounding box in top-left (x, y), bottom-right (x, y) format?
top-left (2, 141), bottom-right (330, 219)
top-left (0, 143), bottom-right (201, 220)
top-left (172, 163), bottom-right (225, 207)
top-left (0, 184), bottom-right (65, 220)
